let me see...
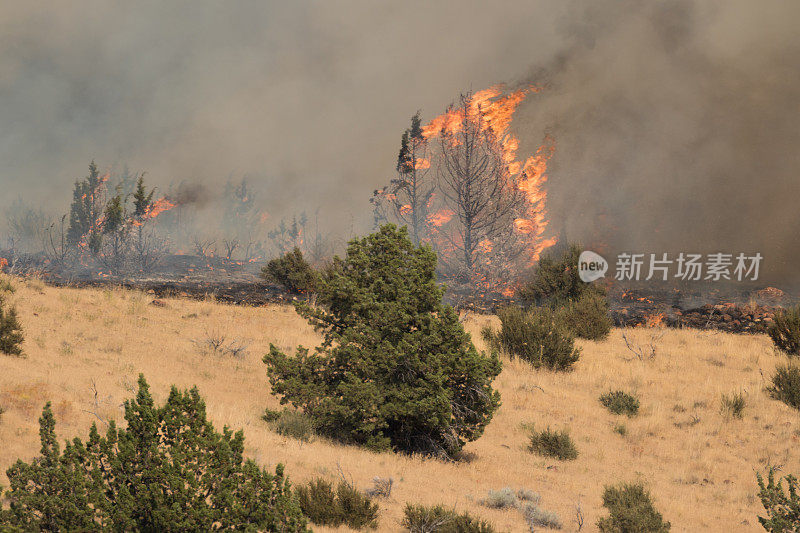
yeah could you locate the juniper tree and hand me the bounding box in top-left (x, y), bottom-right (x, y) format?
top-left (264, 224), bottom-right (502, 457)
top-left (1, 375), bottom-right (309, 532)
top-left (0, 295), bottom-right (24, 356)
top-left (67, 161), bottom-right (106, 253)
top-left (371, 112), bottom-right (434, 245)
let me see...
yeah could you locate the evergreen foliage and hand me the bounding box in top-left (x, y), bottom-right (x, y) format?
top-left (767, 363), bottom-right (800, 411)
top-left (401, 504), bottom-right (496, 533)
top-left (768, 305), bottom-right (800, 356)
top-left (264, 225), bottom-right (501, 457)
top-left (599, 391), bottom-right (640, 417)
top-left (261, 247), bottom-right (320, 294)
top-left (295, 478), bottom-right (379, 529)
top-left (0, 295), bottom-right (24, 356)
top-left (492, 306), bottom-right (580, 371)
top-left (0, 375), bottom-right (308, 532)
top-left (757, 469), bottom-right (800, 532)
top-left (596, 483), bottom-right (670, 532)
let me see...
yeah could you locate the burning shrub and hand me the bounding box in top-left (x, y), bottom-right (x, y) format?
top-left (768, 305), bottom-right (800, 356)
top-left (0, 295), bottom-right (24, 357)
top-left (401, 504), bottom-right (496, 533)
top-left (555, 291), bottom-right (613, 341)
top-left (491, 306), bottom-right (580, 371)
top-left (263, 225), bottom-right (502, 458)
top-left (767, 363), bottom-right (800, 411)
top-left (261, 247), bottom-right (319, 294)
top-left (0, 375), bottom-right (308, 532)
top-left (757, 468), bottom-right (800, 531)
top-left (527, 427), bottom-right (578, 461)
top-left (295, 478), bottom-right (379, 530)
top-left (596, 483), bottom-right (670, 532)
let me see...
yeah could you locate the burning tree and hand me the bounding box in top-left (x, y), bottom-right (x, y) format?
top-left (67, 161), bottom-right (108, 254)
top-left (373, 86), bottom-right (556, 295)
top-left (371, 112), bottom-right (434, 246)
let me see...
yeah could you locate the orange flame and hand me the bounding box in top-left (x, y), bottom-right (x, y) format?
top-left (421, 85), bottom-right (557, 290)
top-left (146, 197), bottom-right (176, 219)
top-left (427, 208), bottom-right (454, 227)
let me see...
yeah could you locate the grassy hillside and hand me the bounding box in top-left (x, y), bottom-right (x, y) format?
top-left (0, 275), bottom-right (797, 531)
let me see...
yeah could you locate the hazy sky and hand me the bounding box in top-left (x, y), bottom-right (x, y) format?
top-left (2, 1), bottom-right (798, 281)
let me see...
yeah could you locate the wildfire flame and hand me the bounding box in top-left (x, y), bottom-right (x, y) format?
top-left (421, 84), bottom-right (557, 281)
top-left (146, 197), bottom-right (176, 219)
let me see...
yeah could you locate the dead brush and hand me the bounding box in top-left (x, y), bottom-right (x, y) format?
top-left (194, 332), bottom-right (248, 358)
top-left (365, 476), bottom-right (393, 498)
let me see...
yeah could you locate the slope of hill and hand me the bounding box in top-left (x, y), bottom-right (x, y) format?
top-left (0, 276), bottom-right (797, 531)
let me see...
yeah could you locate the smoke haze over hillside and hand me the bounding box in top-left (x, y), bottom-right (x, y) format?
top-left (1, 1), bottom-right (798, 281)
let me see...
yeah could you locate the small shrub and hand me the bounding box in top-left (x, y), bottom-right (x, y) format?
top-left (757, 468), bottom-right (800, 531)
top-left (268, 409), bottom-right (316, 441)
top-left (614, 423), bottom-right (627, 437)
top-left (482, 487), bottom-right (519, 509)
top-left (261, 247), bottom-right (319, 294)
top-left (495, 306), bottom-right (580, 371)
top-left (555, 291), bottom-right (613, 341)
top-left (296, 478), bottom-right (379, 530)
top-left (720, 391), bottom-right (746, 419)
top-left (0, 295), bottom-right (24, 356)
top-left (768, 363), bottom-right (800, 410)
top-left (523, 504), bottom-right (562, 530)
top-left (528, 427), bottom-right (578, 461)
top-left (365, 476), bottom-right (393, 498)
top-left (402, 504), bottom-right (495, 533)
top-left (599, 390), bottom-right (640, 417)
top-left (0, 277), bottom-right (15, 293)
top-left (596, 483), bottom-right (670, 532)
top-left (519, 244), bottom-right (603, 306)
top-left (768, 305), bottom-right (800, 356)
top-left (516, 488), bottom-right (541, 505)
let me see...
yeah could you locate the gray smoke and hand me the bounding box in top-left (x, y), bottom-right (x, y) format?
top-left (1, 1), bottom-right (797, 282)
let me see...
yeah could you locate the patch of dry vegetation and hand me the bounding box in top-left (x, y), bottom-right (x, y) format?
top-left (0, 275), bottom-right (797, 531)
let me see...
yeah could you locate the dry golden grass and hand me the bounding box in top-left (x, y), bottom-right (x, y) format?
top-left (0, 274), bottom-right (798, 531)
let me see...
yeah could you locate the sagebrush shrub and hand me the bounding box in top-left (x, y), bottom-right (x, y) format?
top-left (599, 390), bottom-right (640, 417)
top-left (401, 504), bottom-right (495, 533)
top-left (768, 305), bottom-right (800, 356)
top-left (261, 247), bottom-right (319, 294)
top-left (555, 291), bottom-right (613, 341)
top-left (768, 363), bottom-right (800, 410)
top-left (264, 225), bottom-right (501, 457)
top-left (523, 504), bottom-right (562, 530)
top-left (0, 296), bottom-right (24, 356)
top-left (528, 427), bottom-right (578, 461)
top-left (296, 478), bottom-right (379, 530)
top-left (596, 483), bottom-right (670, 532)
top-left (494, 306), bottom-right (580, 371)
top-left (481, 488), bottom-right (519, 509)
top-left (757, 468), bottom-right (800, 531)
top-left (0, 375), bottom-right (309, 532)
